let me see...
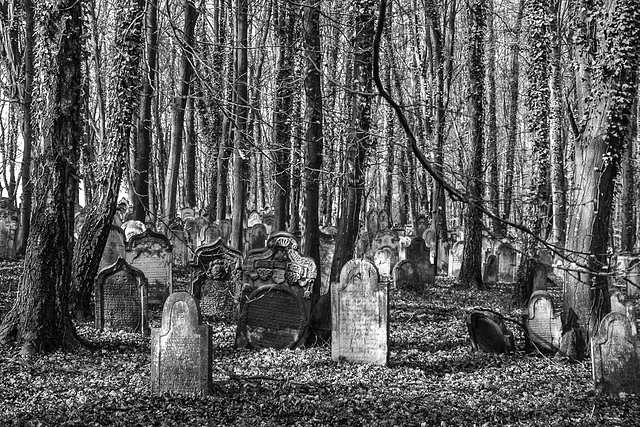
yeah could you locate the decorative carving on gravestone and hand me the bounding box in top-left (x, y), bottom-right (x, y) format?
top-left (236, 232), bottom-right (318, 349)
top-left (151, 292), bottom-right (212, 395)
top-left (415, 215), bottom-right (429, 239)
top-left (99, 226), bottom-right (127, 272)
top-left (497, 243), bottom-right (517, 282)
top-left (199, 223), bottom-right (222, 247)
top-left (125, 230), bottom-right (173, 308)
top-left (369, 229), bottom-right (399, 275)
top-left (483, 254), bottom-right (499, 286)
top-left (525, 290), bottom-right (562, 353)
top-left (591, 312), bottom-right (640, 394)
top-left (122, 220), bottom-right (146, 241)
top-left (191, 238), bottom-right (243, 320)
top-left (466, 309), bottom-right (515, 354)
top-left (332, 259), bottom-right (388, 365)
top-left (393, 259), bottom-right (421, 292)
top-left (94, 257), bottom-right (148, 335)
top-left (320, 225), bottom-right (337, 236)
top-left (449, 241), bottom-right (464, 277)
top-left (219, 219), bottom-right (232, 243)
top-left (319, 231), bottom-right (335, 295)
top-left (0, 198), bottom-right (18, 259)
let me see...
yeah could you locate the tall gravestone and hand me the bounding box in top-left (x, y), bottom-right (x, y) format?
top-left (151, 292), bottom-right (212, 395)
top-left (125, 230), bottom-right (173, 308)
top-left (219, 219), bottom-right (232, 243)
top-left (406, 236), bottom-right (434, 285)
top-left (94, 257), bottom-right (148, 335)
top-left (415, 215), bottom-right (429, 239)
top-left (497, 243), bottom-right (517, 282)
top-left (168, 223), bottom-right (190, 267)
top-left (525, 290), bottom-right (562, 353)
top-left (191, 239), bottom-right (243, 320)
top-left (236, 232), bottom-right (317, 349)
top-left (378, 210), bottom-right (390, 231)
top-left (374, 248), bottom-right (393, 282)
top-left (370, 229), bottom-right (399, 272)
top-left (319, 231), bottom-right (336, 295)
top-left (367, 209), bottom-right (380, 237)
top-left (591, 312), bottom-right (640, 394)
top-left (99, 226), bottom-right (127, 272)
top-left (332, 259), bottom-right (388, 365)
top-left (262, 213), bottom-right (275, 234)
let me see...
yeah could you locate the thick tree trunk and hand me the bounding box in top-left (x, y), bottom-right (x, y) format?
top-left (0, 0), bottom-right (84, 354)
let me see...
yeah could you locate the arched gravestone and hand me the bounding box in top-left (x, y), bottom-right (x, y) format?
top-left (483, 254), bottom-right (499, 286)
top-left (168, 222), bottom-right (189, 267)
top-left (525, 290), bottom-right (562, 353)
top-left (591, 312), bottom-right (640, 394)
top-left (415, 215), bottom-right (429, 239)
top-left (122, 220), bottom-right (146, 242)
top-left (199, 223), bottom-right (222, 247)
top-left (99, 226), bottom-right (126, 272)
top-left (246, 223), bottom-right (268, 253)
top-left (449, 241), bottom-right (464, 277)
top-left (466, 309), bottom-right (515, 354)
top-left (374, 248), bottom-right (393, 281)
top-left (94, 257), bottom-right (148, 335)
top-left (180, 207), bottom-right (196, 221)
top-left (219, 219), bottom-right (232, 243)
top-left (191, 238), bottom-right (243, 320)
top-left (184, 216), bottom-right (209, 262)
top-left (497, 243), bottom-right (517, 282)
top-left (236, 232), bottom-right (317, 349)
top-left (125, 230), bottom-right (173, 308)
top-left (151, 292), bottom-right (212, 395)
top-left (247, 211), bottom-right (262, 227)
top-left (393, 259), bottom-right (421, 292)
top-left (332, 259), bottom-right (388, 365)
top-left (369, 229), bottom-right (400, 276)
top-left (0, 198), bottom-right (18, 259)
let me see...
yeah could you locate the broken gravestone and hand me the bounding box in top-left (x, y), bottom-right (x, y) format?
top-left (332, 259), bottom-right (389, 365)
top-left (525, 290), bottom-right (562, 353)
top-left (94, 257), bottom-right (148, 335)
top-left (151, 292), bottom-right (212, 395)
top-left (466, 309), bottom-right (515, 354)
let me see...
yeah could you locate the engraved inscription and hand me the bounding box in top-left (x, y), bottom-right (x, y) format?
top-left (103, 272), bottom-right (141, 332)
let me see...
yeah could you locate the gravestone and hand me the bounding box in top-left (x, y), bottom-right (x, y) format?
top-left (415, 215), bottom-right (429, 239)
top-left (319, 231), bottom-right (335, 295)
top-left (180, 207), bottom-right (196, 221)
top-left (374, 248), bottom-right (393, 282)
top-left (483, 254), bottom-right (499, 286)
top-left (94, 257), bottom-right (148, 335)
top-left (262, 213), bottom-right (275, 234)
top-left (219, 219), bottom-right (232, 243)
top-left (466, 310), bottom-right (515, 354)
top-left (618, 255), bottom-right (640, 298)
top-left (122, 220), bottom-right (146, 241)
top-left (168, 228), bottom-right (190, 267)
top-left (236, 232), bottom-right (317, 349)
top-left (378, 210), bottom-right (390, 231)
top-left (610, 287), bottom-right (638, 335)
top-left (449, 241), bottom-right (464, 277)
top-left (191, 239), bottom-right (243, 320)
top-left (184, 216), bottom-right (209, 261)
top-left (497, 243), bottom-right (517, 282)
top-left (591, 312), bottom-right (640, 394)
top-left (199, 223), bottom-right (222, 247)
top-left (525, 290), bottom-right (562, 353)
top-left (247, 211), bottom-right (262, 227)
top-left (332, 259), bottom-right (388, 365)
top-left (125, 230), bottom-right (173, 308)
top-left (151, 292), bottom-right (212, 395)
top-left (406, 237), bottom-right (430, 262)
top-left (0, 198), bottom-right (18, 259)
top-left (393, 259), bottom-right (421, 292)
top-left (99, 226), bottom-right (127, 272)
top-left (246, 223), bottom-right (268, 252)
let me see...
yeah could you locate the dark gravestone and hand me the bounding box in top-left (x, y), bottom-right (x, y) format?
top-left (591, 312), bottom-right (640, 394)
top-left (378, 210), bottom-right (390, 231)
top-left (525, 290), bottom-right (562, 353)
top-left (415, 215), bottom-right (429, 239)
top-left (247, 223), bottom-right (268, 252)
top-left (483, 254), bottom-right (499, 286)
top-left (406, 237), bottom-right (430, 262)
top-left (99, 226), bottom-right (126, 272)
top-left (393, 259), bottom-right (421, 292)
top-left (332, 259), bottom-right (388, 365)
top-left (415, 256), bottom-right (435, 286)
top-left (199, 223), bottom-right (222, 247)
top-left (125, 230), bottom-right (173, 308)
top-left (466, 310), bottom-right (515, 354)
top-left (236, 232), bottom-right (317, 349)
top-left (191, 239), bottom-right (243, 321)
top-left (219, 219), bottom-right (232, 243)
top-left (497, 243), bottom-right (517, 282)
top-left (151, 292), bottom-right (212, 395)
top-left (94, 257), bottom-right (148, 335)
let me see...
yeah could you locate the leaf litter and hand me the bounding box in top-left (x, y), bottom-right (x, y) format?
top-left (0, 260), bottom-right (637, 426)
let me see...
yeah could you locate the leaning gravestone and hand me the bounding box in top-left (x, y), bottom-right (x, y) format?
top-left (125, 230), bottom-right (173, 308)
top-left (236, 232), bottom-right (317, 349)
top-left (332, 259), bottom-right (388, 365)
top-left (525, 290), bottom-right (562, 353)
top-left (99, 226), bottom-right (127, 272)
top-left (483, 254), bottom-right (499, 286)
top-left (393, 259), bottom-right (421, 292)
top-left (466, 309), bottom-right (515, 354)
top-left (94, 257), bottom-right (148, 335)
top-left (191, 239), bottom-right (243, 320)
top-left (591, 311), bottom-right (640, 394)
top-left (151, 292), bottom-right (212, 395)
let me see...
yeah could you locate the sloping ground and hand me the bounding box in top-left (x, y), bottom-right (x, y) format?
top-left (0, 260), bottom-right (638, 426)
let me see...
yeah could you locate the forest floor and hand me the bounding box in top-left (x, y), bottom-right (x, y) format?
top-left (0, 259), bottom-right (638, 426)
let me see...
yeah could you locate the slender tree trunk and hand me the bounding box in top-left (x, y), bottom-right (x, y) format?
top-left (485, 0), bottom-right (499, 234)
top-left (184, 94), bottom-right (197, 207)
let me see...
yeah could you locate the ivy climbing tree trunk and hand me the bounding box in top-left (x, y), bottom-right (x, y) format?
top-left (0, 0), bottom-right (85, 354)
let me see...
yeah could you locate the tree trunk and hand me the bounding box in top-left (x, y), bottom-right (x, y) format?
top-left (485, 0), bottom-right (499, 234)
top-left (458, 0), bottom-right (485, 288)
top-left (0, 0), bottom-right (85, 354)
top-left (184, 95), bottom-right (197, 208)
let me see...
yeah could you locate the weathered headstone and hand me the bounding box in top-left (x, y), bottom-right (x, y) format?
top-left (219, 219), bottom-right (232, 243)
top-left (199, 223), bottom-right (222, 247)
top-left (332, 259), bottom-right (388, 365)
top-left (247, 223), bottom-right (268, 252)
top-left (262, 213), bottom-right (275, 234)
top-left (610, 287), bottom-right (638, 335)
top-left (247, 211), bottom-right (262, 227)
top-left (525, 290), bottom-right (562, 353)
top-left (0, 198), bottom-right (18, 259)
top-left (374, 248), bottom-right (393, 282)
top-left (191, 239), bottom-right (243, 320)
top-left (236, 232), bottom-right (317, 349)
top-left (406, 237), bottom-right (430, 262)
top-left (99, 226), bottom-right (127, 272)
top-left (393, 259), bottom-right (421, 292)
top-left (122, 220), bottom-right (146, 241)
top-left (125, 230), bottom-right (173, 308)
top-left (180, 207), bottom-right (196, 221)
top-left (466, 310), bottom-right (515, 354)
top-left (151, 292), bottom-right (212, 395)
top-left (483, 254), bottom-right (499, 286)
top-left (378, 210), bottom-right (390, 231)
top-left (94, 257), bottom-right (148, 335)
top-left (497, 243), bottom-right (517, 282)
top-left (591, 312), bottom-right (640, 394)
top-left (319, 231), bottom-right (335, 295)
top-left (168, 226), bottom-right (190, 267)
top-left (184, 216), bottom-right (209, 261)
top-left (415, 215), bottom-right (429, 239)
top-left (449, 241), bottom-right (464, 277)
